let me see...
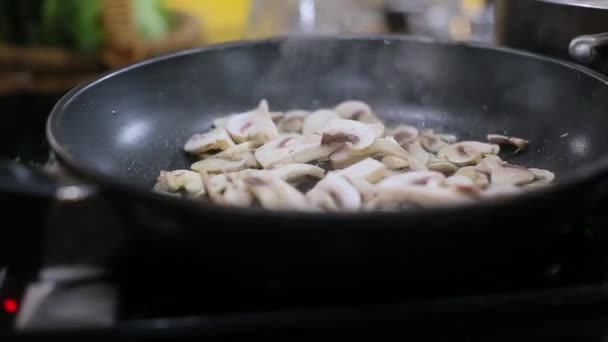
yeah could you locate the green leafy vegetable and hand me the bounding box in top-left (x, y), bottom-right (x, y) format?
top-left (38, 0), bottom-right (172, 51)
top-left (134, 0), bottom-right (172, 41)
top-left (41, 0), bottom-right (103, 51)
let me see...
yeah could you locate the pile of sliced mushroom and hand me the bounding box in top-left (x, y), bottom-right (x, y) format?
top-left (153, 100), bottom-right (555, 212)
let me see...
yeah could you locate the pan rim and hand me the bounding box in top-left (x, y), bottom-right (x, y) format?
top-left (46, 34), bottom-right (608, 220)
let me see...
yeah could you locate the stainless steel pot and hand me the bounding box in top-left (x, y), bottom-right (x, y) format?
top-left (494, 0), bottom-right (608, 73)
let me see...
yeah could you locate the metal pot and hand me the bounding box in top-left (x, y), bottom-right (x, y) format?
top-left (494, 0), bottom-right (608, 73)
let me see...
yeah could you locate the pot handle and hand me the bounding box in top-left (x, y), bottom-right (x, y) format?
top-left (569, 32), bottom-right (608, 66)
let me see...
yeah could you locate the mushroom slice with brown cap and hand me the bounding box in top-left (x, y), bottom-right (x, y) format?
top-left (455, 166), bottom-right (490, 187)
top-left (487, 134), bottom-right (530, 153)
top-left (277, 110), bottom-right (309, 134)
top-left (334, 100), bottom-right (382, 124)
top-left (302, 109), bottom-right (340, 136)
top-left (437, 141), bottom-right (500, 166)
top-left (338, 158), bottom-right (387, 183)
top-left (243, 174), bottom-right (312, 211)
top-left (226, 100), bottom-right (279, 144)
top-left (255, 134), bottom-right (341, 169)
top-left (184, 128), bottom-right (235, 155)
top-left (191, 152), bottom-right (258, 174)
top-left (267, 164), bottom-right (325, 182)
top-left (321, 119), bottom-right (383, 150)
top-left (307, 173), bottom-right (362, 211)
top-left (387, 125), bottom-right (419, 145)
top-left (154, 170), bottom-right (205, 197)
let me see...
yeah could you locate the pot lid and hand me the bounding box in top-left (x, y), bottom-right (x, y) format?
top-left (539, 0), bottom-right (608, 10)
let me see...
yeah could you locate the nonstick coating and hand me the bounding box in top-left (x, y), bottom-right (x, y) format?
top-left (49, 37), bottom-right (608, 192)
top-left (45, 37), bottom-right (608, 305)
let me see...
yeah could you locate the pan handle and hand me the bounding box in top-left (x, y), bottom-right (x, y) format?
top-left (569, 32), bottom-right (608, 66)
top-left (0, 160), bottom-right (96, 202)
top-left (0, 160), bottom-right (58, 199)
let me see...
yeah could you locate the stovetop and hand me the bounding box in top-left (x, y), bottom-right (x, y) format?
top-left (2, 92), bottom-right (608, 341)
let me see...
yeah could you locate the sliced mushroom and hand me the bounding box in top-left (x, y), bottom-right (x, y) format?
top-left (191, 152), bottom-right (258, 174)
top-left (437, 134), bottom-right (458, 144)
top-left (490, 164), bottom-right (536, 186)
top-left (306, 173), bottom-right (361, 211)
top-left (213, 117), bottom-right (229, 129)
top-left (378, 171), bottom-right (445, 188)
top-left (277, 110), bottom-right (309, 134)
top-left (221, 174), bottom-right (254, 207)
top-left (455, 166), bottom-right (490, 187)
top-left (329, 138), bottom-right (409, 169)
top-left (302, 109), bottom-right (340, 136)
top-left (437, 141), bottom-right (500, 166)
top-left (387, 125), bottom-right (419, 145)
top-left (365, 183), bottom-right (475, 210)
top-left (477, 155), bottom-right (504, 171)
top-left (329, 149), bottom-right (368, 170)
top-left (529, 168), bottom-right (556, 184)
top-left (524, 169), bottom-right (556, 190)
top-left (270, 112), bottom-right (284, 122)
top-left (402, 142), bottom-right (430, 171)
top-left (226, 100), bottom-right (279, 144)
top-left (381, 156), bottom-right (409, 170)
top-left (321, 119), bottom-right (382, 151)
top-left (330, 137), bottom-right (418, 169)
top-left (444, 175), bottom-right (475, 187)
top-left (184, 128), bottom-right (235, 155)
top-left (243, 174), bottom-right (313, 211)
top-left (255, 134), bottom-right (341, 168)
top-left (334, 100), bottom-right (382, 124)
top-left (427, 155), bottom-right (458, 174)
top-left (487, 134), bottom-right (530, 153)
top-left (200, 173), bottom-right (228, 203)
top-left (338, 158), bottom-right (387, 183)
top-left (475, 155), bottom-right (536, 186)
top-left (480, 184), bottom-right (524, 198)
top-left (213, 141), bottom-right (258, 160)
top-left (267, 163), bottom-right (325, 182)
top-left (416, 130), bottom-right (457, 153)
top-left (155, 170), bottom-right (205, 197)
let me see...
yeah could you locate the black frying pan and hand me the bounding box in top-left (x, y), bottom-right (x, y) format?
top-left (5, 36), bottom-right (608, 307)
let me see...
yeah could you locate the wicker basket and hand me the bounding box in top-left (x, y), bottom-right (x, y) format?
top-left (0, 0), bottom-right (202, 94)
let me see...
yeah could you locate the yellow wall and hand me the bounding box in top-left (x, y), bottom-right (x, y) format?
top-left (162, 0), bottom-right (252, 43)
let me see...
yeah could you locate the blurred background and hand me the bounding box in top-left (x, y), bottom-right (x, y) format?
top-left (0, 0), bottom-right (495, 164)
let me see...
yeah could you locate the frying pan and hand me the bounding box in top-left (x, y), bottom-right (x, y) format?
top-left (5, 36), bottom-right (608, 307)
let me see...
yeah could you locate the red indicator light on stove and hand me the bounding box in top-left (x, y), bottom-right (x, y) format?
top-left (3, 299), bottom-right (18, 314)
